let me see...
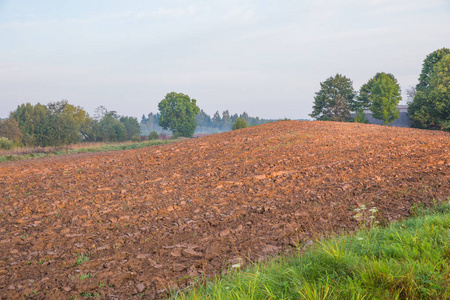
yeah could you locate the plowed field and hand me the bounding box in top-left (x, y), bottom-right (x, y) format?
top-left (1, 121), bottom-right (449, 299)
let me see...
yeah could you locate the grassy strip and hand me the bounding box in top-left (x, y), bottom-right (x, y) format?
top-left (0, 140), bottom-right (178, 162)
top-left (173, 202), bottom-right (450, 300)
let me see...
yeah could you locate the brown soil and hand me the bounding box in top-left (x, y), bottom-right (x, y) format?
top-left (0, 121), bottom-right (449, 299)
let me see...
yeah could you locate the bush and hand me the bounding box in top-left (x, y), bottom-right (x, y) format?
top-left (232, 118), bottom-right (248, 130)
top-left (149, 131), bottom-right (159, 140)
top-left (131, 135), bottom-right (141, 142)
top-left (0, 137), bottom-right (14, 150)
top-left (354, 109), bottom-right (369, 124)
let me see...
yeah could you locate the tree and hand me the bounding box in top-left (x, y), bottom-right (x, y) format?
top-left (352, 80), bottom-right (373, 111)
top-left (232, 118), bottom-right (248, 130)
top-left (195, 109), bottom-right (212, 128)
top-left (240, 112), bottom-right (250, 125)
top-left (10, 100), bottom-right (92, 146)
top-left (41, 100), bottom-right (92, 146)
top-left (310, 74), bottom-right (355, 122)
top-left (212, 111), bottom-right (221, 128)
top-left (416, 48), bottom-right (450, 92)
top-left (10, 102), bottom-right (47, 146)
top-left (0, 118), bottom-right (23, 145)
top-left (222, 110), bottom-right (231, 126)
top-left (158, 92), bottom-right (200, 137)
top-left (409, 48), bottom-right (450, 129)
top-left (409, 53), bottom-right (450, 130)
top-left (98, 113), bottom-right (127, 142)
top-left (119, 116), bottom-right (141, 140)
top-left (369, 73), bottom-right (402, 125)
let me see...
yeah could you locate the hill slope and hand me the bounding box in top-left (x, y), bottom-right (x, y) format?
top-left (0, 121), bottom-right (449, 298)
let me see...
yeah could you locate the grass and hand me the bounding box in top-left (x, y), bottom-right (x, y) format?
top-left (172, 200), bottom-right (450, 300)
top-left (0, 139), bottom-right (179, 162)
top-left (74, 252), bottom-right (90, 266)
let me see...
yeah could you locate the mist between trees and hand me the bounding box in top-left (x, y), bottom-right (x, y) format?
top-left (0, 100), bottom-right (287, 149)
top-left (3, 47), bottom-right (447, 149)
top-left (141, 110), bottom-right (278, 136)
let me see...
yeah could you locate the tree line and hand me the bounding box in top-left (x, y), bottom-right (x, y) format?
top-left (310, 48), bottom-right (450, 131)
top-left (0, 93), bottom-right (278, 149)
top-left (140, 107), bottom-right (275, 136)
top-left (2, 48), bottom-right (447, 149)
top-left (0, 100), bottom-right (140, 148)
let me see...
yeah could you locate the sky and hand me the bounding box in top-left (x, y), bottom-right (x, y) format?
top-left (1, 0), bottom-right (449, 120)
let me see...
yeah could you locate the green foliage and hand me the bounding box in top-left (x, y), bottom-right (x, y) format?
top-left (354, 72), bottom-right (396, 111)
top-left (409, 52), bottom-right (450, 130)
top-left (148, 131), bottom-right (159, 140)
top-left (142, 109), bottom-right (272, 135)
top-left (174, 202), bottom-right (450, 300)
top-left (442, 120), bottom-right (450, 132)
top-left (355, 72), bottom-right (402, 125)
top-left (310, 74), bottom-right (356, 122)
top-left (232, 117), bottom-right (248, 130)
top-left (9, 100), bottom-right (92, 146)
top-left (0, 118), bottom-right (23, 146)
top-left (416, 48), bottom-right (450, 92)
top-left (42, 100), bottom-right (92, 146)
top-left (75, 253), bottom-right (90, 266)
top-left (10, 102), bottom-right (47, 146)
top-left (353, 109), bottom-right (368, 124)
top-left (158, 92), bottom-right (200, 138)
top-left (369, 73), bottom-right (402, 125)
top-left (352, 80), bottom-right (373, 112)
top-left (119, 116), bottom-right (141, 140)
top-left (98, 114), bottom-right (127, 142)
top-left (0, 137), bottom-right (14, 150)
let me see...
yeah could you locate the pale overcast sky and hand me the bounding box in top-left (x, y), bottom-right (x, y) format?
top-left (1, 0), bottom-right (449, 120)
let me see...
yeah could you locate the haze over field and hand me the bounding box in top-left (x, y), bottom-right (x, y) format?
top-left (1, 0), bottom-right (449, 119)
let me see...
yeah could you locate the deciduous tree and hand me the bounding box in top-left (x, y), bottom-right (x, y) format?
top-left (416, 48), bottom-right (450, 92)
top-left (310, 74), bottom-right (355, 122)
top-left (158, 92), bottom-right (200, 138)
top-left (10, 102), bottom-right (47, 146)
top-left (409, 53), bottom-right (450, 130)
top-left (98, 112), bottom-right (127, 142)
top-left (369, 73), bottom-right (402, 125)
top-left (10, 100), bottom-right (92, 146)
top-left (119, 116), bottom-right (141, 140)
top-left (409, 48), bottom-right (450, 130)
top-left (0, 118), bottom-right (23, 145)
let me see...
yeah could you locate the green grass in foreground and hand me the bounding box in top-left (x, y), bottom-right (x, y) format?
top-left (0, 139), bottom-right (177, 162)
top-left (172, 201), bottom-right (450, 300)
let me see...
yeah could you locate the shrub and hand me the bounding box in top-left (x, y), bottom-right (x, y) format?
top-left (131, 135), bottom-right (141, 142)
top-left (232, 118), bottom-right (248, 130)
top-left (149, 131), bottom-right (159, 140)
top-left (0, 137), bottom-right (14, 150)
top-left (354, 109), bottom-right (369, 124)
